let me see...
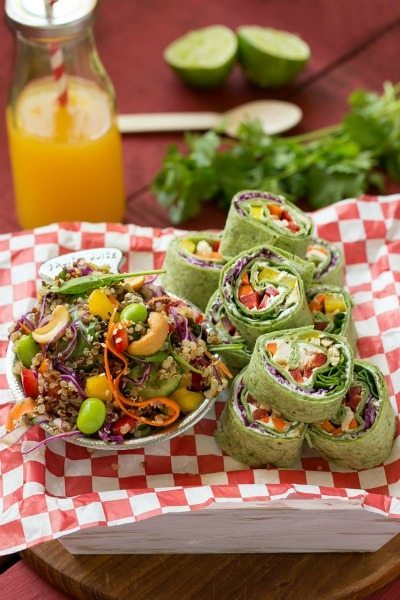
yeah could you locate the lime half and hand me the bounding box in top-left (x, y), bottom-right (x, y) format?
top-left (237, 26), bottom-right (310, 88)
top-left (164, 25), bottom-right (238, 88)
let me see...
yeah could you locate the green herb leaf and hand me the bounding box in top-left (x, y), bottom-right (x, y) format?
top-left (52, 270), bottom-right (165, 295)
top-left (152, 82), bottom-right (400, 222)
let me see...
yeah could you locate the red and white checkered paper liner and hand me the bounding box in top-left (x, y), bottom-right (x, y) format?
top-left (0, 194), bottom-right (399, 554)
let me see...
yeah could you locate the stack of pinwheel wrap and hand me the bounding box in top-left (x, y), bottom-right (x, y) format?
top-left (162, 189), bottom-right (395, 470)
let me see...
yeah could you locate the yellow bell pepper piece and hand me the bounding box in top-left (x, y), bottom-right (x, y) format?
top-left (170, 388), bottom-right (204, 414)
top-left (180, 239), bottom-right (196, 254)
top-left (88, 289), bottom-right (116, 320)
top-left (324, 294), bottom-right (346, 314)
top-left (85, 373), bottom-right (113, 402)
top-left (279, 273), bottom-right (297, 290)
top-left (250, 205), bottom-right (263, 219)
top-left (258, 266), bottom-right (279, 282)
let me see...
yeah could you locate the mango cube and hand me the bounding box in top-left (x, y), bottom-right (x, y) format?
top-left (85, 373), bottom-right (113, 402)
top-left (88, 289), bottom-right (116, 320)
top-left (170, 388), bottom-right (204, 414)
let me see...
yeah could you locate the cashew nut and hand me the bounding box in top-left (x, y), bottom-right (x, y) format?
top-left (124, 275), bottom-right (145, 291)
top-left (127, 311), bottom-right (169, 356)
top-left (32, 305), bottom-right (70, 344)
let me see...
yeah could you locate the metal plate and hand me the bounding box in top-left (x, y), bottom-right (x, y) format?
top-left (6, 247), bottom-right (218, 451)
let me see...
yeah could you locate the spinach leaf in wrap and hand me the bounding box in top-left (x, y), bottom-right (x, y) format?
top-left (216, 370), bottom-right (307, 468)
top-left (244, 327), bottom-right (353, 423)
top-left (306, 237), bottom-right (344, 286)
top-left (220, 245), bottom-right (313, 346)
top-left (220, 190), bottom-right (313, 259)
top-left (163, 233), bottom-right (225, 311)
top-left (307, 284), bottom-right (357, 353)
top-left (308, 360), bottom-right (396, 470)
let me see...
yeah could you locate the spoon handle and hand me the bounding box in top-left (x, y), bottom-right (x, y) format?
top-left (117, 112), bottom-right (221, 133)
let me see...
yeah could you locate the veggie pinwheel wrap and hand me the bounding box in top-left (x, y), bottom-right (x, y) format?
top-left (244, 327), bottom-right (354, 423)
top-left (163, 233), bottom-right (224, 311)
top-left (216, 370), bottom-right (307, 468)
top-left (306, 237), bottom-right (344, 286)
top-left (307, 285), bottom-right (357, 352)
top-left (308, 360), bottom-right (396, 470)
top-left (205, 291), bottom-right (252, 372)
top-left (220, 245), bottom-right (313, 346)
top-left (220, 190), bottom-right (314, 259)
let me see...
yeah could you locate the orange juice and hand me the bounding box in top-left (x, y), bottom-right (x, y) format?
top-left (7, 77), bottom-right (125, 229)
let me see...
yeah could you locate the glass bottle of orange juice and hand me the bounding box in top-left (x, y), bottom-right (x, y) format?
top-left (5, 0), bottom-right (125, 229)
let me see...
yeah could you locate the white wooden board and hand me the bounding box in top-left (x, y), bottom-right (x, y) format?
top-left (60, 499), bottom-right (400, 554)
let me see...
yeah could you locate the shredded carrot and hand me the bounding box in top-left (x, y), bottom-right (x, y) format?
top-left (241, 272), bottom-right (249, 285)
top-left (321, 420), bottom-right (336, 433)
top-left (109, 295), bottom-right (119, 307)
top-left (127, 396), bottom-right (180, 427)
top-left (271, 416), bottom-right (288, 432)
top-left (6, 397), bottom-right (36, 432)
top-left (266, 342), bottom-right (277, 356)
top-left (239, 284), bottom-right (253, 297)
top-left (103, 310), bottom-right (180, 427)
top-left (268, 204), bottom-right (282, 217)
top-left (19, 324), bottom-right (32, 334)
top-left (38, 359), bottom-right (51, 374)
top-left (308, 300), bottom-right (322, 312)
top-left (204, 350), bottom-right (233, 380)
top-left (332, 427), bottom-right (344, 436)
top-left (348, 418), bottom-right (358, 430)
top-left (259, 416), bottom-right (270, 423)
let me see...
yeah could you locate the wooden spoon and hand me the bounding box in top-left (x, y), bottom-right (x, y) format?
top-left (117, 100), bottom-right (302, 136)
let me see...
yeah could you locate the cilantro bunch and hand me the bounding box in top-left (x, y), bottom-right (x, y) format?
top-left (152, 82), bottom-right (400, 223)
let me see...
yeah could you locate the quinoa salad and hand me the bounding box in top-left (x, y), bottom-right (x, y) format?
top-left (6, 259), bottom-right (230, 444)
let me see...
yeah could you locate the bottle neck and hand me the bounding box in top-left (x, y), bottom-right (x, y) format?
top-left (8, 27), bottom-right (115, 110)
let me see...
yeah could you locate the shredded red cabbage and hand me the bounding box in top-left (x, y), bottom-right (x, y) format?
top-left (37, 293), bottom-right (48, 324)
top-left (59, 323), bottom-right (78, 359)
top-left (233, 190), bottom-right (284, 216)
top-left (22, 430), bottom-right (81, 454)
top-left (60, 374), bottom-right (87, 398)
top-left (38, 314), bottom-right (51, 328)
top-left (364, 399), bottom-right (376, 429)
top-left (122, 363), bottom-right (151, 386)
top-left (144, 275), bottom-right (158, 284)
top-left (20, 314), bottom-right (36, 331)
top-left (169, 306), bottom-right (189, 341)
top-left (99, 421), bottom-right (124, 444)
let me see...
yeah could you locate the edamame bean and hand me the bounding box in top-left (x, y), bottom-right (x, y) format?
top-left (16, 334), bottom-right (40, 368)
top-left (77, 397), bottom-right (107, 434)
top-left (120, 302), bottom-right (147, 323)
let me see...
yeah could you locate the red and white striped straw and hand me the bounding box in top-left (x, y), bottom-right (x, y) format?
top-left (45, 0), bottom-right (68, 106)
